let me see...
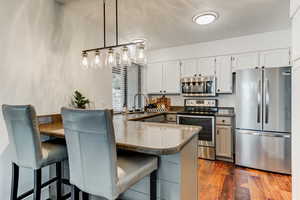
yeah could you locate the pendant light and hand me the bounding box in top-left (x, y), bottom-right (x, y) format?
top-left (81, 52), bottom-right (89, 69)
top-left (81, 0), bottom-right (147, 69)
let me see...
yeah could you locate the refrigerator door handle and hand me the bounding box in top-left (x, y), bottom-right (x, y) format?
top-left (265, 79), bottom-right (270, 124)
top-left (260, 132), bottom-right (291, 138)
top-left (257, 80), bottom-right (261, 123)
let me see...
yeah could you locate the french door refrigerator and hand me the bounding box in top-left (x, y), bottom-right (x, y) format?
top-left (235, 66), bottom-right (291, 174)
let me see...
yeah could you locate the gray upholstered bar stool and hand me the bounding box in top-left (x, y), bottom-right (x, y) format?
top-left (2, 105), bottom-right (68, 200)
top-left (61, 108), bottom-right (158, 200)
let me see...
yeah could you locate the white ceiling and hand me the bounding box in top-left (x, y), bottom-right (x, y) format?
top-left (59, 0), bottom-right (290, 50)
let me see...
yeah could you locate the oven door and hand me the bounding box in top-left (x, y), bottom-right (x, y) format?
top-left (177, 115), bottom-right (215, 147)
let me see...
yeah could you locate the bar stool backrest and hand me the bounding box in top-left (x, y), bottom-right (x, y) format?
top-left (2, 105), bottom-right (43, 169)
top-left (61, 108), bottom-right (118, 199)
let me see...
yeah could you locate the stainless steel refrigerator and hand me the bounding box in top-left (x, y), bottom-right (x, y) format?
top-left (235, 66), bottom-right (291, 174)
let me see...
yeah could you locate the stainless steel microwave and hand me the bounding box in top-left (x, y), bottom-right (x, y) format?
top-left (181, 75), bottom-right (216, 97)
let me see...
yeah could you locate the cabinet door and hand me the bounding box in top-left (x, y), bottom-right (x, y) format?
top-left (146, 63), bottom-right (163, 94)
top-left (216, 126), bottom-right (232, 158)
top-left (163, 61), bottom-right (181, 94)
top-left (181, 59), bottom-right (198, 77)
top-left (260, 49), bottom-right (291, 68)
top-left (215, 56), bottom-right (233, 93)
top-left (290, 0), bottom-right (300, 17)
top-left (292, 10), bottom-right (300, 61)
top-left (197, 57), bottom-right (216, 76)
top-left (232, 52), bottom-right (259, 72)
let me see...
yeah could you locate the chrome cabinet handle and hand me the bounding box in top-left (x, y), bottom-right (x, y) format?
top-left (265, 79), bottom-right (270, 124)
top-left (257, 80), bottom-right (261, 123)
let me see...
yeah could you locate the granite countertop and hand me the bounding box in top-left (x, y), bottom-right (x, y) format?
top-left (39, 113), bottom-right (201, 155)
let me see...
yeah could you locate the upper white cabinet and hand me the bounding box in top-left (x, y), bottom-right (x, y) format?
top-left (260, 49), bottom-right (291, 68)
top-left (146, 63), bottom-right (164, 94)
top-left (232, 52), bottom-right (259, 72)
top-left (146, 61), bottom-right (181, 94)
top-left (180, 59), bottom-right (198, 77)
top-left (290, 0), bottom-right (300, 17)
top-left (198, 57), bottom-right (216, 76)
top-left (215, 56), bottom-right (233, 94)
top-left (164, 61), bottom-right (181, 93)
top-left (180, 58), bottom-right (215, 77)
top-left (292, 10), bottom-right (300, 61)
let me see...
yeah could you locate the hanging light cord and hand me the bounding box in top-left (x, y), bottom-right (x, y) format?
top-left (116, 0), bottom-right (119, 46)
top-left (103, 0), bottom-right (106, 47)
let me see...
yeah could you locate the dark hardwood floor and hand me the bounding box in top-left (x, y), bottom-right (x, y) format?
top-left (198, 159), bottom-right (291, 200)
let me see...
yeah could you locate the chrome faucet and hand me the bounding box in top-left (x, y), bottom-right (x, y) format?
top-left (133, 93), bottom-right (148, 112)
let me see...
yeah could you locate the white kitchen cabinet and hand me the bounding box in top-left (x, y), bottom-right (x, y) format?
top-left (164, 61), bottom-right (181, 93)
top-left (260, 49), bottom-right (291, 68)
top-left (180, 59), bottom-right (198, 77)
top-left (232, 52), bottom-right (259, 72)
top-left (197, 57), bottom-right (216, 76)
top-left (292, 10), bottom-right (300, 62)
top-left (290, 0), bottom-right (300, 17)
top-left (146, 62), bottom-right (164, 94)
top-left (146, 61), bottom-right (180, 94)
top-left (215, 56), bottom-right (233, 93)
top-left (216, 125), bottom-right (232, 158)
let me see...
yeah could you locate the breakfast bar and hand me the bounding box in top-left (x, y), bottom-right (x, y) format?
top-left (39, 113), bottom-right (201, 200)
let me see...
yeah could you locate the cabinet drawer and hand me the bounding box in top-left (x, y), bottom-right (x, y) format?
top-left (216, 117), bottom-right (232, 125)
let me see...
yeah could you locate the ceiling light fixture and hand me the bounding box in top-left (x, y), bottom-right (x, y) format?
top-left (81, 0), bottom-right (147, 69)
top-left (192, 11), bottom-right (218, 25)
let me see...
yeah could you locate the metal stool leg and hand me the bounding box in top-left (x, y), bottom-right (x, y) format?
top-left (56, 162), bottom-right (62, 200)
top-left (71, 185), bottom-right (80, 200)
top-left (82, 192), bottom-right (89, 200)
top-left (10, 163), bottom-right (19, 200)
top-left (33, 168), bottom-right (42, 200)
top-left (150, 170), bottom-right (157, 200)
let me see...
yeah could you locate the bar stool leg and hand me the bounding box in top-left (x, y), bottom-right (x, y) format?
top-left (82, 192), bottom-right (89, 200)
top-left (10, 163), bottom-right (19, 200)
top-left (56, 162), bottom-right (62, 200)
top-left (33, 169), bottom-right (42, 200)
top-left (71, 185), bottom-right (80, 200)
top-left (150, 170), bottom-right (157, 200)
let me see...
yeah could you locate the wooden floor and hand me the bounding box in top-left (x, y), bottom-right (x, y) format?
top-left (198, 159), bottom-right (291, 200)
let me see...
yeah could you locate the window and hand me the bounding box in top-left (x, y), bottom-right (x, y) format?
top-left (112, 64), bottom-right (139, 112)
top-left (112, 65), bottom-right (124, 112)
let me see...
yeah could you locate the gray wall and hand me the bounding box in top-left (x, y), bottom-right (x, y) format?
top-left (0, 0), bottom-right (112, 199)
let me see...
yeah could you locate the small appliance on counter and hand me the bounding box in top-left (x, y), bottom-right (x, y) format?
top-left (145, 95), bottom-right (171, 112)
top-left (177, 99), bottom-right (218, 160)
top-left (181, 75), bottom-right (216, 97)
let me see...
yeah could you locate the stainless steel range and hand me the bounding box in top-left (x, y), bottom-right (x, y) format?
top-left (177, 99), bottom-right (218, 160)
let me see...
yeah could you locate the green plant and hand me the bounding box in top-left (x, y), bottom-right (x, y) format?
top-left (72, 90), bottom-right (90, 109)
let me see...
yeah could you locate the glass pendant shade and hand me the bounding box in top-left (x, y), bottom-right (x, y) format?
top-left (93, 50), bottom-right (101, 68)
top-left (81, 52), bottom-right (89, 69)
top-left (106, 48), bottom-right (116, 67)
top-left (121, 46), bottom-right (131, 66)
top-left (136, 43), bottom-right (146, 65)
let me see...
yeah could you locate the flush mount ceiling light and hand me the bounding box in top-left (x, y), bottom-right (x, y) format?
top-left (192, 11), bottom-right (218, 25)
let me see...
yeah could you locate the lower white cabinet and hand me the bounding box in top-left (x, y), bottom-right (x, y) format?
top-left (146, 61), bottom-right (181, 94)
top-left (215, 56), bottom-right (233, 93)
top-left (216, 125), bottom-right (232, 158)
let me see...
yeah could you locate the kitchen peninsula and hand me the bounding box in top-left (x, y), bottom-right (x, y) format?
top-left (39, 113), bottom-right (201, 200)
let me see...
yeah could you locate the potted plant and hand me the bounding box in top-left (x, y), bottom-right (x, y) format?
top-left (72, 90), bottom-right (90, 109)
